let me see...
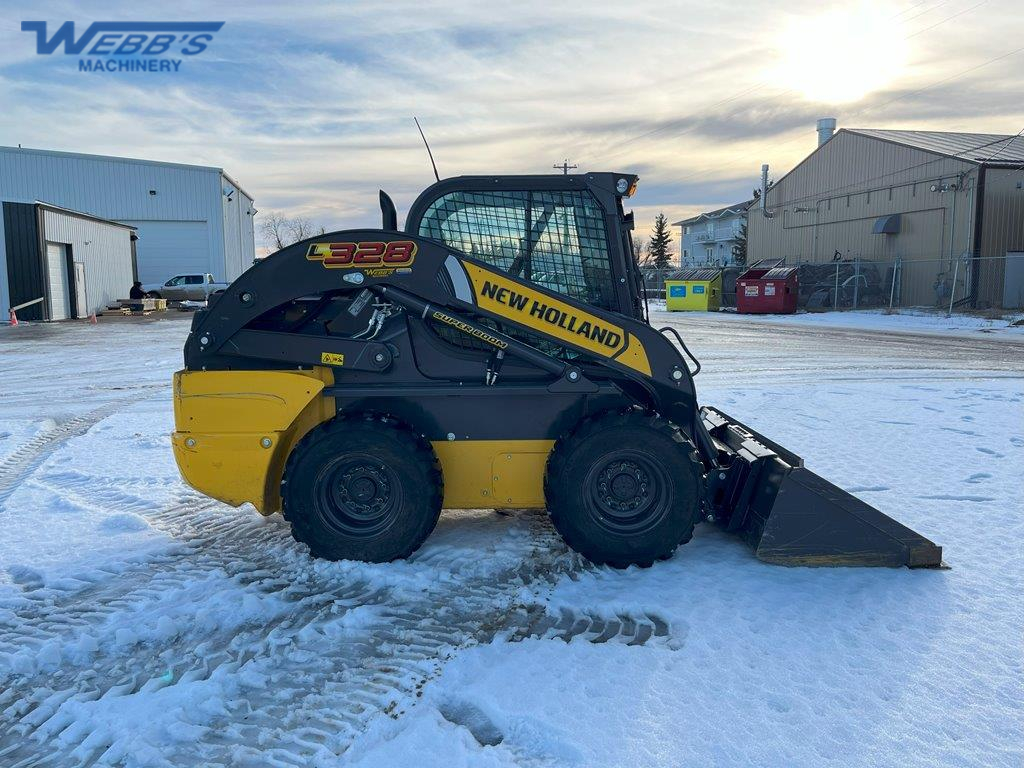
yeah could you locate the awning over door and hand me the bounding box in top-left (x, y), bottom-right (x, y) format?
top-left (872, 214), bottom-right (901, 234)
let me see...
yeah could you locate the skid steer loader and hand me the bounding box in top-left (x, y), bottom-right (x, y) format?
top-left (172, 172), bottom-right (942, 568)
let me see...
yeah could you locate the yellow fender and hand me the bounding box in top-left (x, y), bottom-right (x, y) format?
top-left (172, 368), bottom-right (335, 514)
top-left (173, 368), bottom-right (554, 513)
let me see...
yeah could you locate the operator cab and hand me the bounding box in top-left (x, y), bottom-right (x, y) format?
top-left (403, 172), bottom-right (646, 322)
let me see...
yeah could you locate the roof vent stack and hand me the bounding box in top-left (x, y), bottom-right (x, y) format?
top-left (817, 118), bottom-right (837, 147)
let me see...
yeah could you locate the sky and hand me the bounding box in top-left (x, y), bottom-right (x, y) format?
top-left (1, 0), bottom-right (1022, 254)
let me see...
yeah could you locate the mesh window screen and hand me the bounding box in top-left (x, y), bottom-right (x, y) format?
top-left (418, 189), bottom-right (615, 309)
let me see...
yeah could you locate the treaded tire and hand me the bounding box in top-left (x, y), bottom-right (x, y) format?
top-left (544, 410), bottom-right (704, 568)
top-left (281, 415), bottom-right (442, 562)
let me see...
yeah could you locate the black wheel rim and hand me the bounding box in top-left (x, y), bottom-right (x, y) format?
top-left (584, 450), bottom-right (673, 535)
top-left (313, 454), bottom-right (402, 537)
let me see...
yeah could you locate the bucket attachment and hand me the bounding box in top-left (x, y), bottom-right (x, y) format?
top-left (701, 407), bottom-right (943, 568)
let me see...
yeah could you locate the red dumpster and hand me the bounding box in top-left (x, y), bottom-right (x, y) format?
top-left (736, 261), bottom-right (799, 314)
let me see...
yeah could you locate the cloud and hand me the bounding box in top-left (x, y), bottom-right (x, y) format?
top-left (0, 0), bottom-right (1021, 247)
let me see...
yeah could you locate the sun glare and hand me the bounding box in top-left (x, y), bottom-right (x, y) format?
top-left (774, 2), bottom-right (909, 103)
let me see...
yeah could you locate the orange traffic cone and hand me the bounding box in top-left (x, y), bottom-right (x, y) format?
top-left (89, 312), bottom-right (97, 324)
top-left (8, 309), bottom-right (17, 326)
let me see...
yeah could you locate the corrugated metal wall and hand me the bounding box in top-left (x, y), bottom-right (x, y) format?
top-left (748, 131), bottom-right (981, 306)
top-left (42, 208), bottom-right (135, 315)
top-left (121, 220), bottom-right (210, 282)
top-left (220, 176), bottom-right (256, 283)
top-left (975, 167), bottom-right (1024, 307)
top-left (0, 147), bottom-right (255, 285)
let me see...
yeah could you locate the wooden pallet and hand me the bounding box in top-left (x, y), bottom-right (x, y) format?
top-left (115, 298), bottom-right (167, 312)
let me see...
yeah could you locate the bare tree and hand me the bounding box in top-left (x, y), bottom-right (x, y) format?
top-left (260, 212), bottom-right (291, 252)
top-left (632, 236), bottom-right (649, 265)
top-left (287, 216), bottom-right (325, 244)
top-left (259, 212), bottom-right (327, 252)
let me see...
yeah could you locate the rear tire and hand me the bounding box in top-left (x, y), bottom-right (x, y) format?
top-left (281, 415), bottom-right (442, 562)
top-left (545, 411), bottom-right (704, 568)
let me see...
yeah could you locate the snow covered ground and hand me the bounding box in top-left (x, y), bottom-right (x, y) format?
top-left (1, 314), bottom-right (1021, 767)
top-left (647, 301), bottom-right (1024, 340)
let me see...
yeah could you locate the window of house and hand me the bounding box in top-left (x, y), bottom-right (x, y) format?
top-left (418, 189), bottom-right (615, 309)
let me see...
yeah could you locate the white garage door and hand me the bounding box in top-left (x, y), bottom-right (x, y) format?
top-left (46, 242), bottom-right (71, 321)
top-left (125, 221), bottom-right (210, 284)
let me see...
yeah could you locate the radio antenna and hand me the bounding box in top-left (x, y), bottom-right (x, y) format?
top-left (414, 117), bottom-right (440, 183)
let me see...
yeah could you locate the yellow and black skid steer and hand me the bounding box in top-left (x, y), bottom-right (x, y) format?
top-left (172, 172), bottom-right (942, 568)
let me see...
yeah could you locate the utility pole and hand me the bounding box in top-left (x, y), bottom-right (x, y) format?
top-left (553, 159), bottom-right (578, 175)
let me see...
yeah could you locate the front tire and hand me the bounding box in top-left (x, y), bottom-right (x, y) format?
top-left (545, 411), bottom-right (704, 568)
top-left (281, 415), bottom-right (442, 562)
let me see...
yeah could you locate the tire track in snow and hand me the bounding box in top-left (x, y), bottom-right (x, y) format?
top-left (0, 483), bottom-right (598, 766)
top-left (504, 604), bottom-right (679, 648)
top-left (0, 401), bottom-right (676, 766)
top-left (0, 387), bottom-right (165, 509)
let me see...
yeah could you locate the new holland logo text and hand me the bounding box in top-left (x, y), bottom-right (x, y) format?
top-left (306, 241), bottom-right (417, 270)
top-left (21, 21), bottom-right (224, 73)
top-left (479, 280), bottom-right (622, 349)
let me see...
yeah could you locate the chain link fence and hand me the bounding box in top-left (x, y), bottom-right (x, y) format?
top-left (642, 254), bottom-right (1024, 313)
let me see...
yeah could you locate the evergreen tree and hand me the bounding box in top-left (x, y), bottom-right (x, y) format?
top-left (648, 213), bottom-right (673, 270)
top-left (732, 220), bottom-right (749, 266)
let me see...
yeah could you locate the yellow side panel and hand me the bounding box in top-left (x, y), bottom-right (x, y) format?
top-left (172, 368), bottom-right (335, 514)
top-left (431, 440), bottom-right (555, 509)
top-left (460, 262), bottom-right (651, 375)
top-left (614, 333), bottom-right (652, 377)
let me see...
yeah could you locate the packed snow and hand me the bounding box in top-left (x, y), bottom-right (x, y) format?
top-left (0, 313), bottom-right (1021, 767)
top-left (647, 300), bottom-right (1024, 339)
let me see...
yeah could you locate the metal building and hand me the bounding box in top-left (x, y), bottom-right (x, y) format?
top-left (2, 202), bottom-right (136, 321)
top-left (748, 126), bottom-right (1024, 308)
top-left (0, 146), bottom-right (256, 316)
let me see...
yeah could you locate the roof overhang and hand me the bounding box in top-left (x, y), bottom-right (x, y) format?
top-left (33, 201), bottom-right (137, 230)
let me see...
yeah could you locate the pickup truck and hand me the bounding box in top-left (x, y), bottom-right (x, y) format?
top-left (142, 273), bottom-right (229, 301)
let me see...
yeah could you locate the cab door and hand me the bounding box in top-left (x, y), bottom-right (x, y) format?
top-left (412, 188), bottom-right (619, 312)
top-left (183, 275), bottom-right (206, 300)
top-left (162, 276), bottom-right (188, 300)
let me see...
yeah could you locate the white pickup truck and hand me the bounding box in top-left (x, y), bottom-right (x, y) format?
top-left (142, 273), bottom-right (229, 301)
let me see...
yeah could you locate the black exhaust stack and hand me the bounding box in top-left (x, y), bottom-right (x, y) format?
top-left (380, 190), bottom-right (398, 230)
top-left (702, 408), bottom-right (944, 568)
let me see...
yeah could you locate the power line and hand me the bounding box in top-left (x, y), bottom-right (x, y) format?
top-left (900, 0), bottom-right (954, 25)
top-left (553, 159), bottom-right (578, 175)
top-left (759, 128), bottom-right (1022, 211)
top-left (670, 44), bottom-right (1024, 193)
top-left (600, 0), bottom-right (976, 159)
top-left (905, 0), bottom-right (988, 38)
top-left (976, 126), bottom-right (1024, 165)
